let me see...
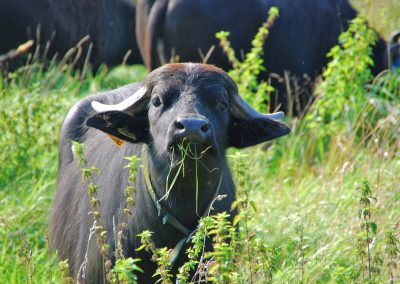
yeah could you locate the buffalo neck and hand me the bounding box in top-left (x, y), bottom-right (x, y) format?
top-left (144, 145), bottom-right (226, 228)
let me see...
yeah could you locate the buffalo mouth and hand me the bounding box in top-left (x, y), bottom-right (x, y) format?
top-left (167, 140), bottom-right (217, 159)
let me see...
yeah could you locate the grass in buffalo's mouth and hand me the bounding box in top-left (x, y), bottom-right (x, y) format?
top-left (162, 143), bottom-right (189, 201)
top-left (162, 141), bottom-right (214, 213)
top-left (168, 141), bottom-right (214, 157)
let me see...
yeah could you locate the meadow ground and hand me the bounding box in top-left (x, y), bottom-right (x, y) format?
top-left (0, 1), bottom-right (399, 283)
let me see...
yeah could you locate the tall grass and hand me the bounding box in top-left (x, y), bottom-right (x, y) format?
top-left (0, 61), bottom-right (91, 283)
top-left (0, 56), bottom-right (145, 282)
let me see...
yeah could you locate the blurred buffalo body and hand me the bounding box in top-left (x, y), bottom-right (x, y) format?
top-left (136, 0), bottom-right (393, 114)
top-left (0, 0), bottom-right (142, 69)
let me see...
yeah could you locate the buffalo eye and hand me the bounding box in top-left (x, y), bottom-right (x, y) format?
top-left (152, 96), bottom-right (162, 108)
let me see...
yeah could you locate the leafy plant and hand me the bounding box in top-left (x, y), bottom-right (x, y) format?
top-left (384, 230), bottom-right (400, 283)
top-left (72, 141), bottom-right (114, 282)
top-left (305, 16), bottom-right (377, 136)
top-left (137, 230), bottom-right (173, 284)
top-left (110, 258), bottom-right (143, 284)
top-left (355, 180), bottom-right (377, 283)
top-left (216, 7), bottom-right (278, 112)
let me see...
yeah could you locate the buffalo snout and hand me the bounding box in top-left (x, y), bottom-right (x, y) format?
top-left (170, 115), bottom-right (212, 146)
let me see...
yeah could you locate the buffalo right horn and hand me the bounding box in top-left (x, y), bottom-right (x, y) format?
top-left (91, 87), bottom-right (149, 115)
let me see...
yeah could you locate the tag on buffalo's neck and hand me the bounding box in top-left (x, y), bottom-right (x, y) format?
top-left (107, 134), bottom-right (125, 147)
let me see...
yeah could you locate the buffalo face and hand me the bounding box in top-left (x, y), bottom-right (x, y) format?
top-left (147, 70), bottom-right (233, 160)
top-left (86, 63), bottom-right (290, 164)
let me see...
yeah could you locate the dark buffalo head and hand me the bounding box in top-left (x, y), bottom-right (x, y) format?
top-left (86, 64), bottom-right (289, 164)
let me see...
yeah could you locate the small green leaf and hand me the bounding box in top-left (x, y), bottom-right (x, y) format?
top-left (370, 222), bottom-right (377, 234)
top-left (233, 214), bottom-right (243, 226)
top-left (136, 244), bottom-right (146, 251)
top-left (250, 201), bottom-right (258, 212)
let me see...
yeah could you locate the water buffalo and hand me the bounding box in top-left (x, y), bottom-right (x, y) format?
top-left (0, 0), bottom-right (142, 70)
top-left (49, 63), bottom-right (290, 282)
top-left (136, 0), bottom-right (397, 114)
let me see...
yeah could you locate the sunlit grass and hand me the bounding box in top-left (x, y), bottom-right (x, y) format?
top-left (351, 0), bottom-right (400, 39)
top-left (0, 60), bottom-right (146, 283)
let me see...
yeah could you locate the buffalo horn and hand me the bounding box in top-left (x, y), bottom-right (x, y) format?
top-left (230, 92), bottom-right (284, 121)
top-left (91, 87), bottom-right (148, 115)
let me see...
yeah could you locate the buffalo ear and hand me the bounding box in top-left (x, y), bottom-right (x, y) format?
top-left (227, 116), bottom-right (290, 148)
top-left (86, 111), bottom-right (149, 143)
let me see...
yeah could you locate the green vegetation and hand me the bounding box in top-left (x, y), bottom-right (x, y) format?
top-left (351, 0), bottom-right (400, 39)
top-left (0, 63), bottom-right (145, 283)
top-left (1, 7), bottom-right (399, 284)
top-left (216, 7), bottom-right (279, 113)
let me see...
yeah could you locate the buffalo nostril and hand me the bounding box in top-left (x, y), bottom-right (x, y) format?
top-left (174, 120), bottom-right (185, 130)
top-left (200, 123), bottom-right (210, 132)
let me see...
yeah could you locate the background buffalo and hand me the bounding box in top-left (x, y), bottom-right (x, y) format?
top-left (0, 0), bottom-right (142, 70)
top-left (136, 0), bottom-right (395, 114)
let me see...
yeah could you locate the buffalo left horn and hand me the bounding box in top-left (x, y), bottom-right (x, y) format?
top-left (230, 92), bottom-right (285, 121)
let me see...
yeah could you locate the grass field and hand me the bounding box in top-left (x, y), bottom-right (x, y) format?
top-left (1, 2), bottom-right (399, 283)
